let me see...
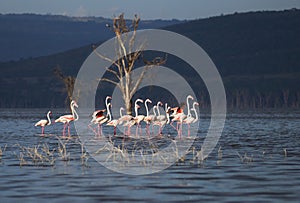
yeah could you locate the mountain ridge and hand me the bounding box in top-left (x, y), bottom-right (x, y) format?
top-left (0, 13), bottom-right (181, 61)
top-left (0, 9), bottom-right (299, 108)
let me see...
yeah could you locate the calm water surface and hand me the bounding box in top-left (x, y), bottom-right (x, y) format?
top-left (0, 108), bottom-right (299, 202)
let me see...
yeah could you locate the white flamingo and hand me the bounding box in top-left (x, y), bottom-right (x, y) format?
top-left (183, 101), bottom-right (199, 137)
top-left (123, 99), bottom-right (144, 136)
top-left (55, 100), bottom-right (79, 136)
top-left (106, 104), bottom-right (120, 136)
top-left (133, 99), bottom-right (145, 136)
top-left (143, 99), bottom-right (156, 135)
top-left (156, 101), bottom-right (166, 121)
top-left (35, 111), bottom-right (52, 134)
top-left (153, 106), bottom-right (171, 135)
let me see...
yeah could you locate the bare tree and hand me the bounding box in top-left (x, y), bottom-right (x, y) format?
top-left (94, 14), bottom-right (166, 115)
top-left (54, 66), bottom-right (76, 108)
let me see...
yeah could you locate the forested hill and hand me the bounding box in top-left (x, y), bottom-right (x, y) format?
top-left (165, 9), bottom-right (300, 77)
top-left (0, 9), bottom-right (299, 108)
top-left (0, 13), bottom-right (180, 61)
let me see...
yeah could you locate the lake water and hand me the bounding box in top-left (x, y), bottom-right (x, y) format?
top-left (0, 108), bottom-right (299, 202)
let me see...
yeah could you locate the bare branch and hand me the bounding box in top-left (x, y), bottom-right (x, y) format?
top-left (93, 48), bottom-right (121, 70)
top-left (105, 67), bottom-right (121, 80)
top-left (143, 54), bottom-right (168, 66)
top-left (129, 15), bottom-right (140, 56)
top-left (100, 78), bottom-right (120, 87)
top-left (130, 67), bottom-right (148, 99)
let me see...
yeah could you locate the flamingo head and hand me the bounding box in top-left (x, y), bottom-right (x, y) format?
top-left (135, 98), bottom-right (143, 104)
top-left (71, 100), bottom-right (78, 108)
top-left (187, 95), bottom-right (194, 100)
top-left (166, 107), bottom-right (172, 114)
top-left (194, 102), bottom-right (199, 106)
top-left (157, 101), bottom-right (163, 106)
top-left (145, 99), bottom-right (152, 104)
top-left (105, 96), bottom-right (112, 103)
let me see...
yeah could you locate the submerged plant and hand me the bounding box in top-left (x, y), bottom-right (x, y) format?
top-left (237, 152), bottom-right (253, 163)
top-left (56, 136), bottom-right (70, 161)
top-left (0, 144), bottom-right (7, 160)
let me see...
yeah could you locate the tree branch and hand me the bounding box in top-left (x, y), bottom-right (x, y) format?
top-left (93, 48), bottom-right (121, 70)
top-left (105, 67), bottom-right (121, 80)
top-left (130, 67), bottom-right (148, 99)
top-left (100, 78), bottom-right (120, 87)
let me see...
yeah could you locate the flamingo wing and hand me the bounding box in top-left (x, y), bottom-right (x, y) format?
top-left (55, 114), bottom-right (74, 123)
top-left (35, 119), bottom-right (48, 127)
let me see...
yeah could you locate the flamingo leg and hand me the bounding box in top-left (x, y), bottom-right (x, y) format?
top-left (188, 124), bottom-right (190, 137)
top-left (169, 121), bottom-right (177, 131)
top-left (127, 126), bottom-right (131, 136)
top-left (114, 126), bottom-right (116, 136)
top-left (180, 122), bottom-right (183, 139)
top-left (68, 123), bottom-right (71, 136)
top-left (62, 123), bottom-right (67, 136)
top-left (151, 124), bottom-right (154, 136)
top-left (123, 126), bottom-right (126, 136)
top-left (88, 124), bottom-right (97, 136)
top-left (41, 126), bottom-right (45, 134)
top-left (146, 124), bottom-right (150, 136)
top-left (135, 125), bottom-right (139, 137)
top-left (139, 124), bottom-right (142, 136)
top-left (97, 124), bottom-right (101, 137)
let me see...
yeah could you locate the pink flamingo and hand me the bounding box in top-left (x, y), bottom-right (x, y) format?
top-left (35, 111), bottom-right (52, 134)
top-left (55, 100), bottom-right (79, 136)
top-left (90, 96), bottom-right (111, 136)
top-left (171, 95), bottom-right (193, 138)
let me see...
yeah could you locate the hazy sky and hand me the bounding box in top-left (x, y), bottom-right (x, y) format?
top-left (1, 0), bottom-right (300, 19)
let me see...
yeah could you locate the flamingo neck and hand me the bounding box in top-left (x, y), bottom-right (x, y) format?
top-left (192, 102), bottom-right (199, 122)
top-left (107, 105), bottom-right (112, 121)
top-left (105, 96), bottom-right (111, 121)
top-left (119, 108), bottom-right (123, 117)
top-left (145, 101), bottom-right (150, 117)
top-left (153, 106), bottom-right (157, 116)
top-left (47, 111), bottom-right (51, 125)
top-left (134, 100), bottom-right (140, 117)
top-left (192, 108), bottom-right (198, 122)
top-left (166, 110), bottom-right (170, 124)
top-left (186, 96), bottom-right (193, 117)
top-left (135, 105), bottom-right (139, 117)
top-left (71, 104), bottom-right (79, 121)
top-left (156, 102), bottom-right (161, 116)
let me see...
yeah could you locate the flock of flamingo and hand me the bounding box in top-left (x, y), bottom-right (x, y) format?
top-left (35, 95), bottom-right (199, 138)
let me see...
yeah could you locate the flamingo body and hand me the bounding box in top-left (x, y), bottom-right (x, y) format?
top-left (35, 111), bottom-right (52, 134)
